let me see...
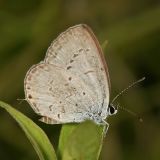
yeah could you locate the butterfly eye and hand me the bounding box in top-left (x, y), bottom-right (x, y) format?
top-left (108, 104), bottom-right (117, 115)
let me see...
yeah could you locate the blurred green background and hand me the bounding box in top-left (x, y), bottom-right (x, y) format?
top-left (0, 0), bottom-right (160, 160)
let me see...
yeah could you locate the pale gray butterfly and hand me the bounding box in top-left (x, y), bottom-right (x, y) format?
top-left (24, 24), bottom-right (117, 127)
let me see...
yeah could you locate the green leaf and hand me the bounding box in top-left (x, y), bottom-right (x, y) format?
top-left (0, 100), bottom-right (57, 160)
top-left (58, 120), bottom-right (105, 160)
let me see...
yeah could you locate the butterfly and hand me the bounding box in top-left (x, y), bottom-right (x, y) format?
top-left (24, 24), bottom-right (117, 127)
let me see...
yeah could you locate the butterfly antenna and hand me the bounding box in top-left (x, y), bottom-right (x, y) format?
top-left (111, 77), bottom-right (145, 104)
top-left (117, 103), bottom-right (143, 122)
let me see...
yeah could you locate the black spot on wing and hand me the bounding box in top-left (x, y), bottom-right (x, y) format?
top-left (67, 66), bottom-right (72, 70)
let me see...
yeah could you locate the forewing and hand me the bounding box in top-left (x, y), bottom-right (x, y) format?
top-left (45, 24), bottom-right (110, 114)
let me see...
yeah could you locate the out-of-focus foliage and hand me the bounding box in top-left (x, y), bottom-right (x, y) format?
top-left (0, 101), bottom-right (57, 160)
top-left (0, 0), bottom-right (159, 160)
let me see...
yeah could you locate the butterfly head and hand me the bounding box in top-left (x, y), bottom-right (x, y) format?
top-left (108, 103), bottom-right (118, 116)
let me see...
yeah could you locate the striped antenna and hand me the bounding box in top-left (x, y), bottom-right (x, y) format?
top-left (117, 103), bottom-right (143, 122)
top-left (111, 77), bottom-right (145, 104)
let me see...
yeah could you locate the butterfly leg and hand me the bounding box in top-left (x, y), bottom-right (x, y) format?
top-left (101, 120), bottom-right (109, 136)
